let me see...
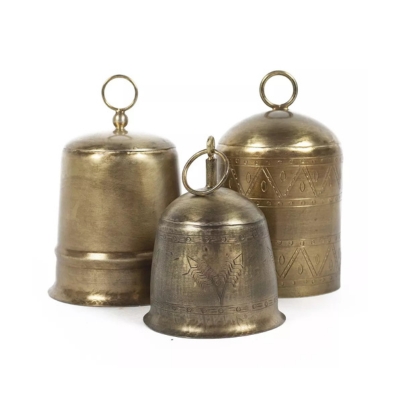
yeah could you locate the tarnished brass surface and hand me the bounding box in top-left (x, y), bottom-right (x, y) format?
top-left (49, 75), bottom-right (180, 306)
top-left (218, 71), bottom-right (342, 297)
top-left (144, 137), bottom-right (285, 338)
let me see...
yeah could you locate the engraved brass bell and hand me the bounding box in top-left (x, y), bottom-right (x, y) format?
top-left (218, 71), bottom-right (342, 297)
top-left (144, 137), bottom-right (285, 338)
top-left (49, 75), bottom-right (180, 306)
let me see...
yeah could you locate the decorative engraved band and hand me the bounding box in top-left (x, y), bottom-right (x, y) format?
top-left (273, 234), bottom-right (340, 248)
top-left (226, 156), bottom-right (342, 208)
top-left (254, 195), bottom-right (341, 208)
top-left (278, 273), bottom-right (339, 287)
top-left (228, 156), bottom-right (342, 167)
top-left (55, 248), bottom-right (152, 270)
top-left (157, 220), bottom-right (269, 244)
top-left (273, 235), bottom-right (341, 285)
top-left (152, 295), bottom-right (278, 315)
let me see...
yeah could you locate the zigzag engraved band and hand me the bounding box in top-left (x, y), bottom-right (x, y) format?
top-left (273, 235), bottom-right (341, 286)
top-left (226, 156), bottom-right (342, 208)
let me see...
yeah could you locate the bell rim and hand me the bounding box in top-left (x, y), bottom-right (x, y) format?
top-left (278, 280), bottom-right (340, 298)
top-left (143, 311), bottom-right (286, 339)
top-left (48, 285), bottom-right (150, 307)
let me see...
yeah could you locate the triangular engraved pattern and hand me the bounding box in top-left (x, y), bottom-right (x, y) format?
top-left (265, 167), bottom-right (304, 197)
top-left (278, 248), bottom-right (316, 279)
top-left (276, 244), bottom-right (340, 280)
top-left (183, 254), bottom-right (244, 305)
top-left (244, 167), bottom-right (263, 196)
top-left (318, 166), bottom-right (340, 196)
top-left (332, 165), bottom-right (342, 188)
top-left (284, 167), bottom-right (318, 198)
top-left (230, 164), bottom-right (341, 200)
top-left (260, 168), bottom-right (283, 198)
top-left (234, 166), bottom-right (261, 195)
top-left (300, 247), bottom-right (318, 276)
top-left (246, 168), bottom-right (282, 198)
top-left (227, 167), bottom-right (244, 194)
top-left (319, 244), bottom-right (340, 276)
top-left (277, 248), bottom-right (300, 278)
top-left (283, 250), bottom-right (315, 280)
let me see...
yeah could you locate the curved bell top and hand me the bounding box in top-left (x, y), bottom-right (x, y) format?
top-left (161, 187), bottom-right (265, 227)
top-left (219, 111), bottom-right (340, 151)
top-left (65, 75), bottom-right (175, 153)
top-left (64, 132), bottom-right (176, 153)
top-left (219, 71), bottom-right (341, 158)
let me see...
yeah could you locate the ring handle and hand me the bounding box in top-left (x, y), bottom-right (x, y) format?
top-left (259, 70), bottom-right (298, 110)
top-left (102, 74), bottom-right (138, 112)
top-left (182, 148), bottom-right (230, 196)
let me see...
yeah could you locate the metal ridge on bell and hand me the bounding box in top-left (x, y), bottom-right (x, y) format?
top-left (144, 137), bottom-right (285, 338)
top-left (49, 75), bottom-right (180, 306)
top-left (218, 71), bottom-right (342, 297)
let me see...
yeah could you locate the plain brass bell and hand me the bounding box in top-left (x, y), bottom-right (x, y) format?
top-left (144, 137), bottom-right (285, 338)
top-left (218, 71), bottom-right (342, 297)
top-left (49, 75), bottom-right (180, 306)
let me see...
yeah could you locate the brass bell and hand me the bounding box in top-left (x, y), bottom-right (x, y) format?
top-left (49, 75), bottom-right (180, 306)
top-left (218, 71), bottom-right (342, 297)
top-left (144, 137), bottom-right (285, 338)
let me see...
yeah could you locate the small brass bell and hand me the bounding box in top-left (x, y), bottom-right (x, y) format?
top-left (49, 75), bottom-right (180, 306)
top-left (144, 137), bottom-right (285, 338)
top-left (218, 71), bottom-right (342, 297)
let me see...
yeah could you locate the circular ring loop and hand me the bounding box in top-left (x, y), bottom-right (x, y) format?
top-left (182, 149), bottom-right (230, 196)
top-left (101, 75), bottom-right (138, 112)
top-left (259, 70), bottom-right (298, 110)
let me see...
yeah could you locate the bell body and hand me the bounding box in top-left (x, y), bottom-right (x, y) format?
top-left (218, 111), bottom-right (342, 297)
top-left (49, 133), bottom-right (180, 306)
top-left (144, 188), bottom-right (285, 338)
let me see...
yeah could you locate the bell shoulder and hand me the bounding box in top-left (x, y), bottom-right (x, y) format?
top-left (219, 111), bottom-right (341, 158)
top-left (64, 132), bottom-right (176, 153)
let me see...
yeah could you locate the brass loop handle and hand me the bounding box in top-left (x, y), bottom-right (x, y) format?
top-left (182, 149), bottom-right (230, 196)
top-left (259, 70), bottom-right (298, 110)
top-left (102, 74), bottom-right (138, 111)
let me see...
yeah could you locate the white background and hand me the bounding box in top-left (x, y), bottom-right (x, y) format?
top-left (0, 1), bottom-right (398, 399)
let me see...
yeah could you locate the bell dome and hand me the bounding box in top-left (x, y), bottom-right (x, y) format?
top-left (219, 111), bottom-right (340, 154)
top-left (65, 132), bottom-right (176, 152)
top-left (161, 188), bottom-right (265, 227)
